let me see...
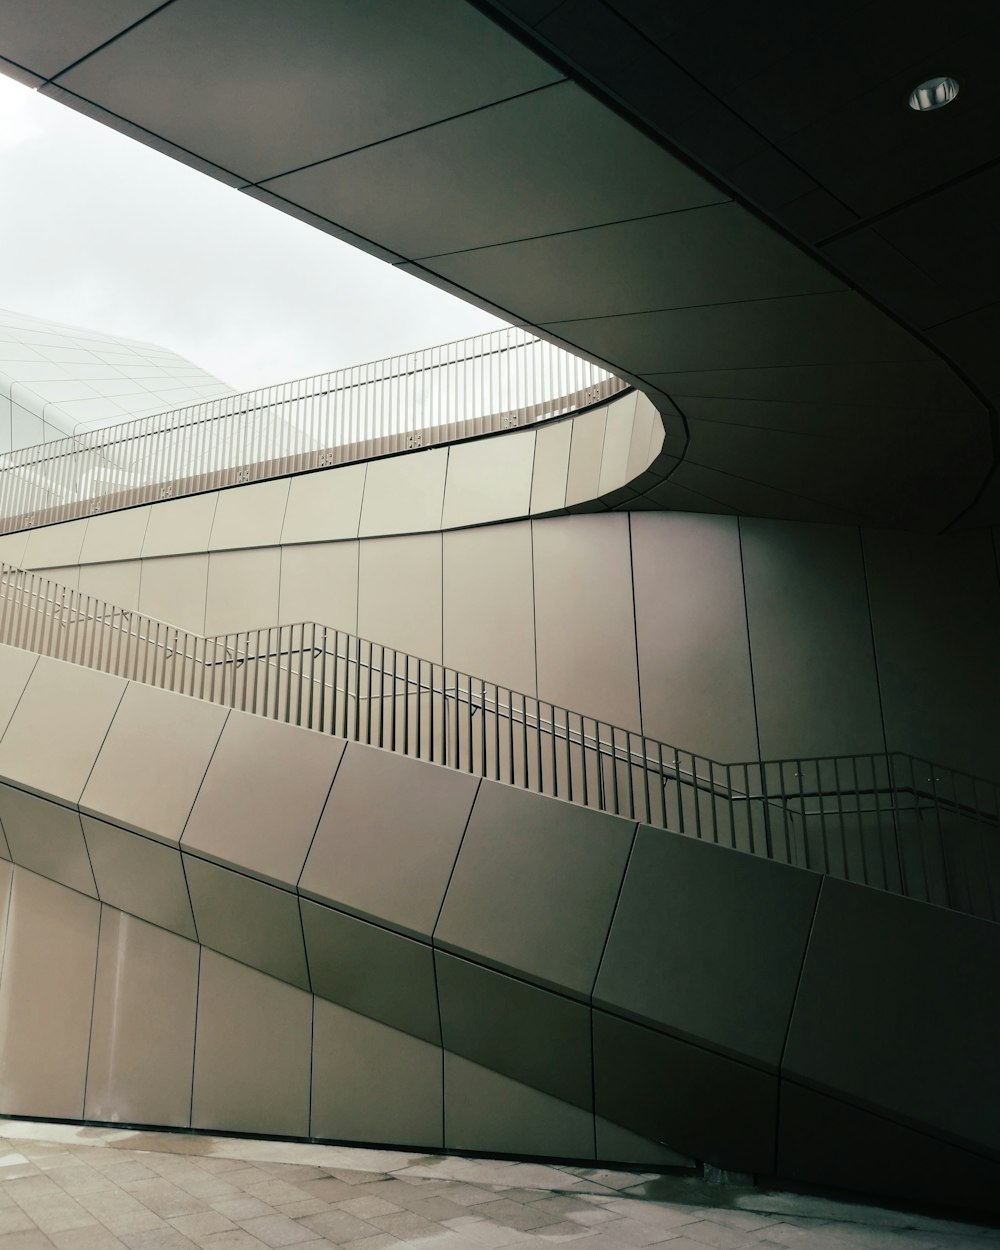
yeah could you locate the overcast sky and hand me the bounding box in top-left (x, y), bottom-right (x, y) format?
top-left (0, 74), bottom-right (508, 391)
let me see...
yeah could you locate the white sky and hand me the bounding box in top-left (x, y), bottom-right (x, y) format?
top-left (0, 74), bottom-right (509, 391)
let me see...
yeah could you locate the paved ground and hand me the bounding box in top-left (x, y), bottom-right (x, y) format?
top-left (0, 1120), bottom-right (995, 1250)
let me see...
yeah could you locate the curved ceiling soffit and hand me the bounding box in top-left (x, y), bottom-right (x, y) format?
top-left (0, 0), bottom-right (990, 531)
top-left (468, 0), bottom-right (1000, 533)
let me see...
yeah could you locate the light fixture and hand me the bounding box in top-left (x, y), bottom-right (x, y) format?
top-left (908, 75), bottom-right (960, 112)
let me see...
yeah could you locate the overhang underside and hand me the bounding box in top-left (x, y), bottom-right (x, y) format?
top-left (0, 0), bottom-right (995, 532)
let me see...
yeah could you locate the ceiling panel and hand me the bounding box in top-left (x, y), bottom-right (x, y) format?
top-left (55, 0), bottom-right (562, 183)
top-left (544, 292), bottom-right (932, 376)
top-left (665, 457), bottom-right (860, 526)
top-left (424, 204), bottom-right (843, 324)
top-left (645, 361), bottom-right (982, 411)
top-left (822, 228), bottom-right (960, 329)
top-left (261, 82), bottom-right (726, 260)
top-left (0, 0), bottom-right (161, 80)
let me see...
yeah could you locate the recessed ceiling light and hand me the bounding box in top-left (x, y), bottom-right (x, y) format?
top-left (908, 75), bottom-right (960, 112)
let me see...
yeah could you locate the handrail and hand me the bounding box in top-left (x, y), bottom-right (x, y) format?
top-left (0, 561), bottom-right (996, 924)
top-left (0, 327), bottom-right (626, 534)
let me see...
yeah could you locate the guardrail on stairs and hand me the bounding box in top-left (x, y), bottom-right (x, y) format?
top-left (0, 561), bottom-right (996, 923)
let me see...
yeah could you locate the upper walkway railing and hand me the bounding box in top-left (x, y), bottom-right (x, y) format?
top-left (0, 561), bottom-right (996, 925)
top-left (0, 327), bottom-right (625, 534)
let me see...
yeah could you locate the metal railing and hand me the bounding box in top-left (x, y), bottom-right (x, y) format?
top-left (0, 327), bottom-right (625, 534)
top-left (0, 561), bottom-right (996, 923)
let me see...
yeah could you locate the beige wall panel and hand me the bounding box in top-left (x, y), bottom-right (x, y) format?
top-left (278, 541), bottom-right (359, 632)
top-left (0, 531), bottom-right (29, 568)
top-left (86, 909), bottom-right (198, 1127)
top-left (182, 711), bottom-right (344, 888)
top-left (565, 406), bottom-right (608, 508)
top-left (626, 394), bottom-right (661, 482)
top-left (78, 560), bottom-right (142, 612)
top-left (22, 519), bottom-right (88, 569)
top-left (82, 682), bottom-right (228, 845)
top-left (742, 518), bottom-right (884, 760)
top-left (30, 563), bottom-right (80, 591)
top-left (204, 547), bottom-right (280, 636)
top-left (79, 506), bottom-right (150, 565)
top-left (192, 949), bottom-right (311, 1137)
top-left (598, 393), bottom-right (638, 496)
top-left (631, 512), bottom-right (758, 762)
top-left (281, 464), bottom-right (366, 544)
top-left (209, 479), bottom-right (290, 552)
top-left (141, 492), bottom-right (219, 558)
top-left (0, 657), bottom-right (126, 804)
top-left (0, 785), bottom-right (96, 897)
top-left (301, 743), bottom-right (479, 939)
top-left (865, 529), bottom-right (1000, 778)
top-left (532, 513), bottom-right (641, 730)
top-left (82, 815), bottom-right (196, 939)
top-left (357, 533), bottom-right (442, 661)
top-left (183, 854), bottom-right (309, 989)
top-left (311, 998), bottom-right (442, 1147)
top-left (358, 447), bottom-right (447, 537)
top-left (436, 781), bottom-right (635, 999)
top-left (444, 1053), bottom-right (594, 1159)
top-left (0, 647), bottom-right (37, 739)
top-left (138, 553), bottom-right (209, 633)
top-left (0, 868), bottom-right (100, 1118)
top-left (443, 522), bottom-right (537, 695)
top-left (441, 430), bottom-right (535, 529)
top-left (530, 419), bottom-right (571, 514)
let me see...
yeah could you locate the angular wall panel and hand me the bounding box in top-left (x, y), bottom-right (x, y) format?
top-left (530, 418), bottom-right (571, 514)
top-left (141, 492), bottom-right (219, 558)
top-left (442, 521), bottom-right (537, 695)
top-left (358, 447), bottom-right (447, 537)
top-left (301, 743), bottom-right (478, 939)
top-left (85, 909), bottom-right (198, 1128)
top-left (742, 518), bottom-right (884, 759)
top-left (0, 784), bottom-right (96, 897)
top-left (778, 1080), bottom-right (1000, 1214)
top-left (435, 780), bottom-right (635, 999)
top-left (281, 464), bottom-right (366, 544)
top-left (137, 553), bottom-right (210, 634)
top-left (204, 546), bottom-right (281, 635)
top-left (209, 479), bottom-right (290, 552)
top-left (357, 533), bottom-right (442, 662)
top-left (82, 815), bottom-right (196, 940)
top-left (21, 518), bottom-right (88, 569)
top-left (301, 900), bottom-right (439, 1044)
top-left (278, 539), bottom-right (359, 631)
top-left (0, 646), bottom-right (37, 739)
top-left (595, 827), bottom-right (819, 1070)
top-left (444, 1052), bottom-right (595, 1160)
top-left (78, 506), bottom-right (151, 565)
top-left (437, 950), bottom-right (592, 1110)
top-left (183, 854), bottom-right (309, 989)
top-left (441, 429), bottom-right (535, 529)
top-left (82, 682), bottom-right (228, 845)
top-left (564, 405), bottom-right (607, 508)
top-left (312, 997), bottom-right (443, 1147)
top-left (78, 558), bottom-right (141, 611)
top-left (0, 868), bottom-right (100, 1119)
top-left (783, 877), bottom-right (1000, 1159)
top-left (191, 949), bottom-right (311, 1137)
top-left (0, 656), bottom-right (126, 805)
top-left (182, 710), bottom-right (344, 887)
top-left (631, 512), bottom-right (757, 762)
top-left (594, 1011), bottom-right (778, 1175)
top-left (532, 513), bottom-right (641, 730)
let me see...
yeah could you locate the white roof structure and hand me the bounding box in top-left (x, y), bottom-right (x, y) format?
top-left (0, 306), bottom-right (233, 452)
